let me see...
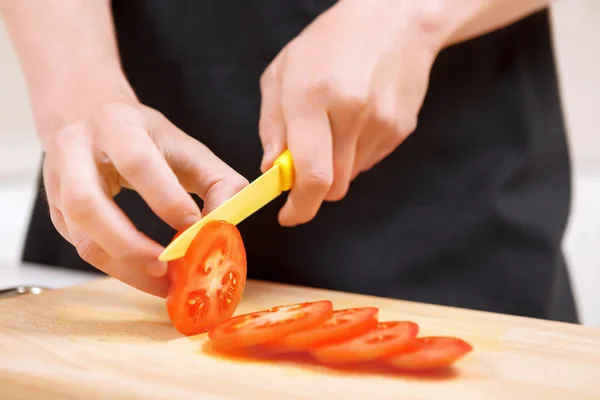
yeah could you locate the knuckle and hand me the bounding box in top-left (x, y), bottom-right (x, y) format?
top-left (48, 206), bottom-right (64, 223)
top-left (395, 114), bottom-right (418, 138)
top-left (372, 106), bottom-right (398, 133)
top-left (97, 102), bottom-right (124, 116)
top-left (197, 173), bottom-right (249, 201)
top-left (74, 236), bottom-right (100, 264)
top-left (62, 189), bottom-right (96, 222)
top-left (231, 176), bottom-right (250, 192)
top-left (51, 121), bottom-right (87, 149)
top-left (92, 103), bottom-right (146, 136)
top-left (303, 76), bottom-right (333, 101)
top-left (371, 105), bottom-right (417, 141)
top-left (208, 174), bottom-right (249, 198)
top-left (342, 93), bottom-right (367, 112)
top-left (259, 67), bottom-right (277, 92)
top-left (159, 198), bottom-right (195, 220)
top-left (97, 102), bottom-right (137, 120)
top-left (117, 148), bottom-right (153, 178)
top-left (326, 187), bottom-right (348, 202)
top-left (336, 81), bottom-right (368, 111)
top-left (91, 103), bottom-right (119, 128)
top-left (304, 169), bottom-right (333, 192)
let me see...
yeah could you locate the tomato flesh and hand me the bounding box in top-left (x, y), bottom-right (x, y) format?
top-left (208, 300), bottom-right (334, 351)
top-left (166, 220), bottom-right (247, 336)
top-left (309, 321), bottom-right (419, 364)
top-left (263, 307), bottom-right (379, 352)
top-left (385, 336), bottom-right (473, 371)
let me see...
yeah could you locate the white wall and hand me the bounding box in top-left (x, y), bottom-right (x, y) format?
top-left (0, 1), bottom-right (599, 326)
top-left (0, 17), bottom-right (40, 178)
top-left (551, 0), bottom-right (600, 327)
top-left (0, 13), bottom-right (41, 264)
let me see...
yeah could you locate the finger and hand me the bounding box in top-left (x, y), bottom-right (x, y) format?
top-left (98, 105), bottom-right (202, 231)
top-left (55, 128), bottom-right (167, 278)
top-left (42, 155), bottom-right (71, 242)
top-left (279, 106), bottom-right (333, 226)
top-left (351, 134), bottom-right (380, 179)
top-left (357, 111), bottom-right (417, 175)
top-left (351, 108), bottom-right (396, 179)
top-left (148, 112), bottom-right (250, 214)
top-left (361, 141), bottom-right (400, 173)
top-left (63, 216), bottom-right (169, 297)
top-left (259, 54), bottom-right (287, 173)
top-left (49, 206), bottom-right (71, 243)
top-left (324, 112), bottom-right (359, 202)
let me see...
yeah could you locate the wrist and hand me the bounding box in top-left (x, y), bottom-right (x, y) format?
top-left (398, 0), bottom-right (489, 51)
top-left (30, 66), bottom-right (139, 141)
top-left (340, 0), bottom-right (484, 53)
top-left (409, 0), bottom-right (553, 49)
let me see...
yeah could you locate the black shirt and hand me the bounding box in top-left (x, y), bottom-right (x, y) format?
top-left (22, 1), bottom-right (579, 323)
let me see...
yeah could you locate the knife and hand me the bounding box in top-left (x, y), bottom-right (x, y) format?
top-left (158, 149), bottom-right (295, 262)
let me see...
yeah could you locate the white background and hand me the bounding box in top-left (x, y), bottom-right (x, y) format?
top-left (0, 0), bottom-right (598, 326)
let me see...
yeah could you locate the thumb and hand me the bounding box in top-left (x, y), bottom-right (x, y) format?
top-left (258, 56), bottom-right (287, 173)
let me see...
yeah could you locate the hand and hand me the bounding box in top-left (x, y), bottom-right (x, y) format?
top-left (258, 0), bottom-right (453, 226)
top-left (42, 100), bottom-right (248, 297)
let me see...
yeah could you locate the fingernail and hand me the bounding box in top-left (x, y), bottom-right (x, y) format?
top-left (147, 260), bottom-right (168, 278)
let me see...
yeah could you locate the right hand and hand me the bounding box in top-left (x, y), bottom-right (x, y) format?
top-left (41, 101), bottom-right (248, 297)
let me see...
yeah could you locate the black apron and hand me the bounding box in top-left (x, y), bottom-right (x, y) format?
top-left (22, 1), bottom-right (579, 324)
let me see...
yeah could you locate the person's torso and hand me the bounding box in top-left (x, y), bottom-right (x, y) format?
top-left (26, 0), bottom-right (578, 322)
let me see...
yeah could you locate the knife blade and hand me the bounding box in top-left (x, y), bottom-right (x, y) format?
top-left (158, 150), bottom-right (294, 262)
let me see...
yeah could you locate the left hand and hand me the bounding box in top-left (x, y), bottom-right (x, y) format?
top-left (259, 0), bottom-right (454, 226)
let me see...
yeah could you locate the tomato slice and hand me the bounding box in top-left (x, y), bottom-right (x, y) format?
top-left (208, 300), bottom-right (334, 351)
top-left (166, 220), bottom-right (247, 336)
top-left (385, 336), bottom-right (473, 371)
top-left (309, 321), bottom-right (419, 364)
top-left (262, 307), bottom-right (379, 353)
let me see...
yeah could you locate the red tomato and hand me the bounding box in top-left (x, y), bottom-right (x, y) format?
top-left (309, 321), bottom-right (419, 364)
top-left (208, 300), bottom-right (334, 351)
top-left (385, 336), bottom-right (473, 371)
top-left (262, 307), bottom-right (379, 353)
top-left (166, 220), bottom-right (247, 336)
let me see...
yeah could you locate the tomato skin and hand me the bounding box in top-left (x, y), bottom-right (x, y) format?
top-left (309, 321), bottom-right (419, 364)
top-left (208, 300), bottom-right (334, 351)
top-left (385, 336), bottom-right (473, 371)
top-left (166, 221), bottom-right (247, 336)
top-left (262, 307), bottom-right (379, 353)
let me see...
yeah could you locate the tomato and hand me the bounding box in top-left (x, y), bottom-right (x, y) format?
top-left (208, 300), bottom-right (334, 351)
top-left (166, 220), bottom-right (247, 336)
top-left (385, 336), bottom-right (473, 371)
top-left (262, 307), bottom-right (379, 353)
top-left (309, 321), bottom-right (419, 364)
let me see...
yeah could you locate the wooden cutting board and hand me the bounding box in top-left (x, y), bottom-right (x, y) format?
top-left (1, 277), bottom-right (600, 400)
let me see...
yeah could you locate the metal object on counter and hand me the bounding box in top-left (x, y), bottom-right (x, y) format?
top-left (0, 286), bottom-right (50, 300)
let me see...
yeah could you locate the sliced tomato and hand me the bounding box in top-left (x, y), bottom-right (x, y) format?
top-left (309, 321), bottom-right (419, 364)
top-left (385, 336), bottom-right (473, 371)
top-left (208, 300), bottom-right (334, 351)
top-left (166, 220), bottom-right (247, 336)
top-left (262, 307), bottom-right (379, 353)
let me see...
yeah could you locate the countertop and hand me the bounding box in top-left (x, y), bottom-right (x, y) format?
top-left (2, 276), bottom-right (600, 399)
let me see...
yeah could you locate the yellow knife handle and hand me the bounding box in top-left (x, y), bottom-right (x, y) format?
top-left (273, 149), bottom-right (294, 191)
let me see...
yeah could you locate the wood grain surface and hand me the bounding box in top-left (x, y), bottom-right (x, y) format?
top-left (1, 277), bottom-right (600, 399)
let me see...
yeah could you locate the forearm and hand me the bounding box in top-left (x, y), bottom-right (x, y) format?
top-left (0, 0), bottom-right (136, 139)
top-left (437, 0), bottom-right (553, 48)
